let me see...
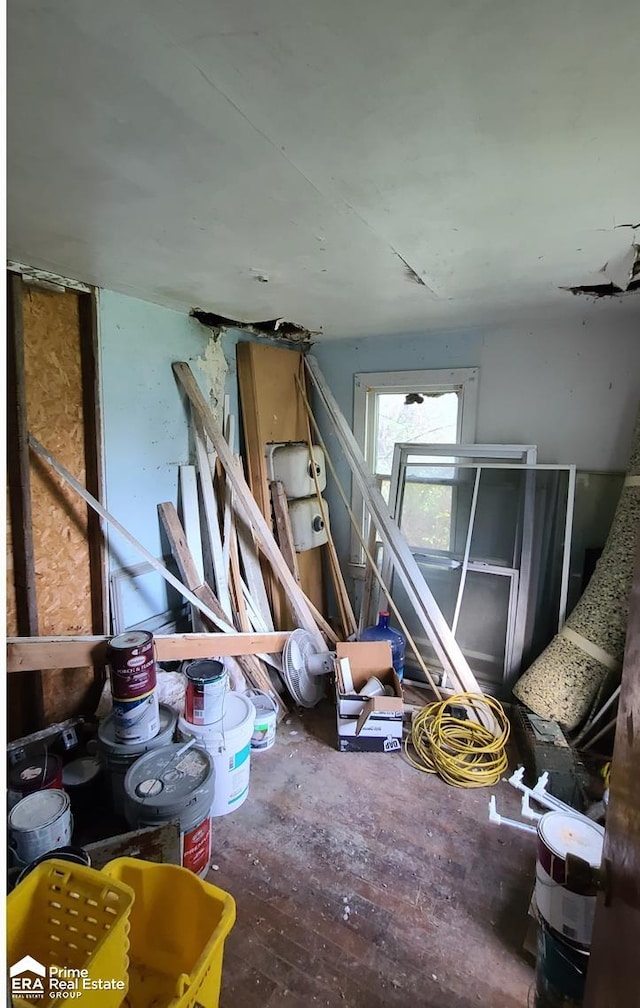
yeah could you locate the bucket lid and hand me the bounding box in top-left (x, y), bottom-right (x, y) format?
top-left (108, 630), bottom-right (153, 651)
top-left (9, 789), bottom-right (70, 832)
top-left (184, 659), bottom-right (225, 683)
top-left (63, 757), bottom-right (101, 787)
top-left (9, 752), bottom-right (61, 791)
top-left (98, 703), bottom-right (177, 755)
top-left (539, 812), bottom-right (604, 867)
top-left (124, 743), bottom-right (214, 813)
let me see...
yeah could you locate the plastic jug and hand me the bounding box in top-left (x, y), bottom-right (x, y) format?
top-left (358, 611), bottom-right (405, 681)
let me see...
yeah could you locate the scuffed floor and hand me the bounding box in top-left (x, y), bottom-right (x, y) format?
top-left (210, 701), bottom-right (535, 1008)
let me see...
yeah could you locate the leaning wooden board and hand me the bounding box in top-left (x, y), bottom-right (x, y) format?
top-left (236, 342), bottom-right (324, 626)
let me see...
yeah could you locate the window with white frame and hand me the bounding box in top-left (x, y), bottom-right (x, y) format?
top-left (350, 368), bottom-right (479, 566)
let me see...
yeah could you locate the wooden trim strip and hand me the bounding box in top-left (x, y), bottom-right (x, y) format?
top-left (7, 632), bottom-right (291, 672)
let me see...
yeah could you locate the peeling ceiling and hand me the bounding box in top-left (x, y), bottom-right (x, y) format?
top-left (7, 0), bottom-right (640, 338)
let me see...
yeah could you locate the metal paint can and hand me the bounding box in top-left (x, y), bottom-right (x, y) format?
top-left (112, 691), bottom-right (160, 744)
top-left (123, 743), bottom-right (215, 877)
top-left (535, 918), bottom-right (589, 1007)
top-left (8, 752), bottom-right (64, 810)
top-left (536, 811), bottom-right (604, 949)
top-left (97, 703), bottom-right (177, 816)
top-left (8, 789), bottom-right (73, 866)
top-left (107, 630), bottom-right (156, 700)
top-left (183, 659), bottom-right (227, 726)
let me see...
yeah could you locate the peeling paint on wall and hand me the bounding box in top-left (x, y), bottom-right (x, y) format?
top-left (197, 335), bottom-right (228, 425)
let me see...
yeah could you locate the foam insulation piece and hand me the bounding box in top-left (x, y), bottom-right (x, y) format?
top-left (514, 407), bottom-right (640, 729)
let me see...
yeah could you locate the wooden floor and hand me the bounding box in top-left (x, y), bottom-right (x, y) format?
top-left (209, 700), bottom-right (536, 1008)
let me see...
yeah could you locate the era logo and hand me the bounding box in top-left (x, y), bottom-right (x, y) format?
top-left (9, 955), bottom-right (47, 998)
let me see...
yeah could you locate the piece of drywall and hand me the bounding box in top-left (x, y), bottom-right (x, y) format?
top-left (313, 299), bottom-right (640, 571)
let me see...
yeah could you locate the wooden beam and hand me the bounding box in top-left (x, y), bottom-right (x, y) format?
top-left (7, 632), bottom-right (291, 672)
top-left (78, 289), bottom-right (109, 636)
top-left (7, 272), bottom-right (39, 636)
top-left (305, 354), bottom-right (482, 696)
top-left (270, 480), bottom-right (301, 582)
top-left (172, 361), bottom-right (326, 650)
top-left (193, 418), bottom-right (232, 619)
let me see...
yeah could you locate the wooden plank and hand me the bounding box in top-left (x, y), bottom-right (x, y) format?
top-left (84, 822), bottom-right (181, 870)
top-left (78, 289), bottom-right (109, 637)
top-left (7, 632), bottom-right (290, 672)
top-left (28, 434), bottom-right (236, 634)
top-left (358, 520), bottom-right (380, 637)
top-left (305, 355), bottom-right (482, 696)
top-left (193, 418), bottom-right (232, 619)
top-left (299, 385), bottom-right (356, 638)
top-left (270, 481), bottom-right (301, 581)
top-left (173, 361), bottom-right (326, 650)
top-left (584, 545), bottom-right (640, 1008)
top-left (236, 512), bottom-right (274, 632)
top-left (6, 272), bottom-right (44, 737)
top-left (179, 464), bottom-right (205, 631)
top-left (158, 501), bottom-right (288, 716)
top-left (6, 272), bottom-right (39, 636)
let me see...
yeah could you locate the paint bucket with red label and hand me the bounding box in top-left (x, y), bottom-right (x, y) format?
top-left (536, 811), bottom-right (604, 949)
top-left (123, 742), bottom-right (215, 877)
top-left (183, 659), bottom-right (228, 726)
top-left (8, 752), bottom-right (64, 810)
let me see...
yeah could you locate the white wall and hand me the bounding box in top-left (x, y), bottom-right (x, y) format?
top-left (476, 300), bottom-right (640, 471)
top-left (313, 298), bottom-right (640, 567)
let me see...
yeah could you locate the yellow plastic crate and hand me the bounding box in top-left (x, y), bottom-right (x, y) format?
top-left (102, 857), bottom-right (236, 1008)
top-left (7, 859), bottom-right (135, 1008)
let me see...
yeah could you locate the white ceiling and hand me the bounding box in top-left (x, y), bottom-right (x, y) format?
top-left (8, 0), bottom-right (640, 338)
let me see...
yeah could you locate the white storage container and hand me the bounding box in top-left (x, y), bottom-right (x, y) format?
top-left (288, 496), bottom-right (329, 551)
top-left (266, 442), bottom-right (326, 498)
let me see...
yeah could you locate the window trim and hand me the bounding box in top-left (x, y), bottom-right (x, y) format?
top-left (350, 367), bottom-right (479, 568)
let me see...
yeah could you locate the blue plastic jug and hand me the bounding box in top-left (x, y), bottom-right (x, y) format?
top-left (358, 611), bottom-right (405, 681)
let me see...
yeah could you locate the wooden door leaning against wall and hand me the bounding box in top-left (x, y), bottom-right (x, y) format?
top-left (6, 270), bottom-right (107, 738)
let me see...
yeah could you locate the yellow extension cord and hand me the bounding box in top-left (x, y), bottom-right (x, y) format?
top-left (404, 692), bottom-right (511, 788)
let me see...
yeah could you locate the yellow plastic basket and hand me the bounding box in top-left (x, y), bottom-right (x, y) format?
top-left (102, 857), bottom-right (236, 1008)
top-left (7, 859), bottom-right (135, 1008)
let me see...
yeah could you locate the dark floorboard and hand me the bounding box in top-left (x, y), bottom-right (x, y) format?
top-left (208, 700), bottom-right (535, 1008)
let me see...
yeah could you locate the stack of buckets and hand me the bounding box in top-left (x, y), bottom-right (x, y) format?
top-left (533, 811), bottom-right (604, 1007)
top-left (177, 660), bottom-right (256, 820)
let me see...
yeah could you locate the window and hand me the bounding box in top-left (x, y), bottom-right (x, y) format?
top-left (350, 368), bottom-right (478, 566)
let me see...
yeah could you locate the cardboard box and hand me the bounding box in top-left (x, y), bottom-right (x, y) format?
top-left (335, 642), bottom-right (404, 753)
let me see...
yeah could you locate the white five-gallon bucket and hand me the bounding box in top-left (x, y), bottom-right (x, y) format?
top-left (247, 690), bottom-right (278, 751)
top-left (8, 789), bottom-right (73, 865)
top-left (178, 693), bottom-right (255, 817)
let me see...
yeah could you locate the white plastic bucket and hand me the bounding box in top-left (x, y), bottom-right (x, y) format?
top-left (247, 690), bottom-right (278, 751)
top-left (178, 693), bottom-right (255, 818)
top-left (9, 789), bottom-right (73, 865)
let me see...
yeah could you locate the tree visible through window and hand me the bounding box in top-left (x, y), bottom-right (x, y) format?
top-left (375, 391), bottom-right (459, 550)
top-left (350, 368), bottom-right (478, 567)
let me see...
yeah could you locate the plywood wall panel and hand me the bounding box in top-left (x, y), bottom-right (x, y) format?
top-left (22, 287), bottom-right (95, 720)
